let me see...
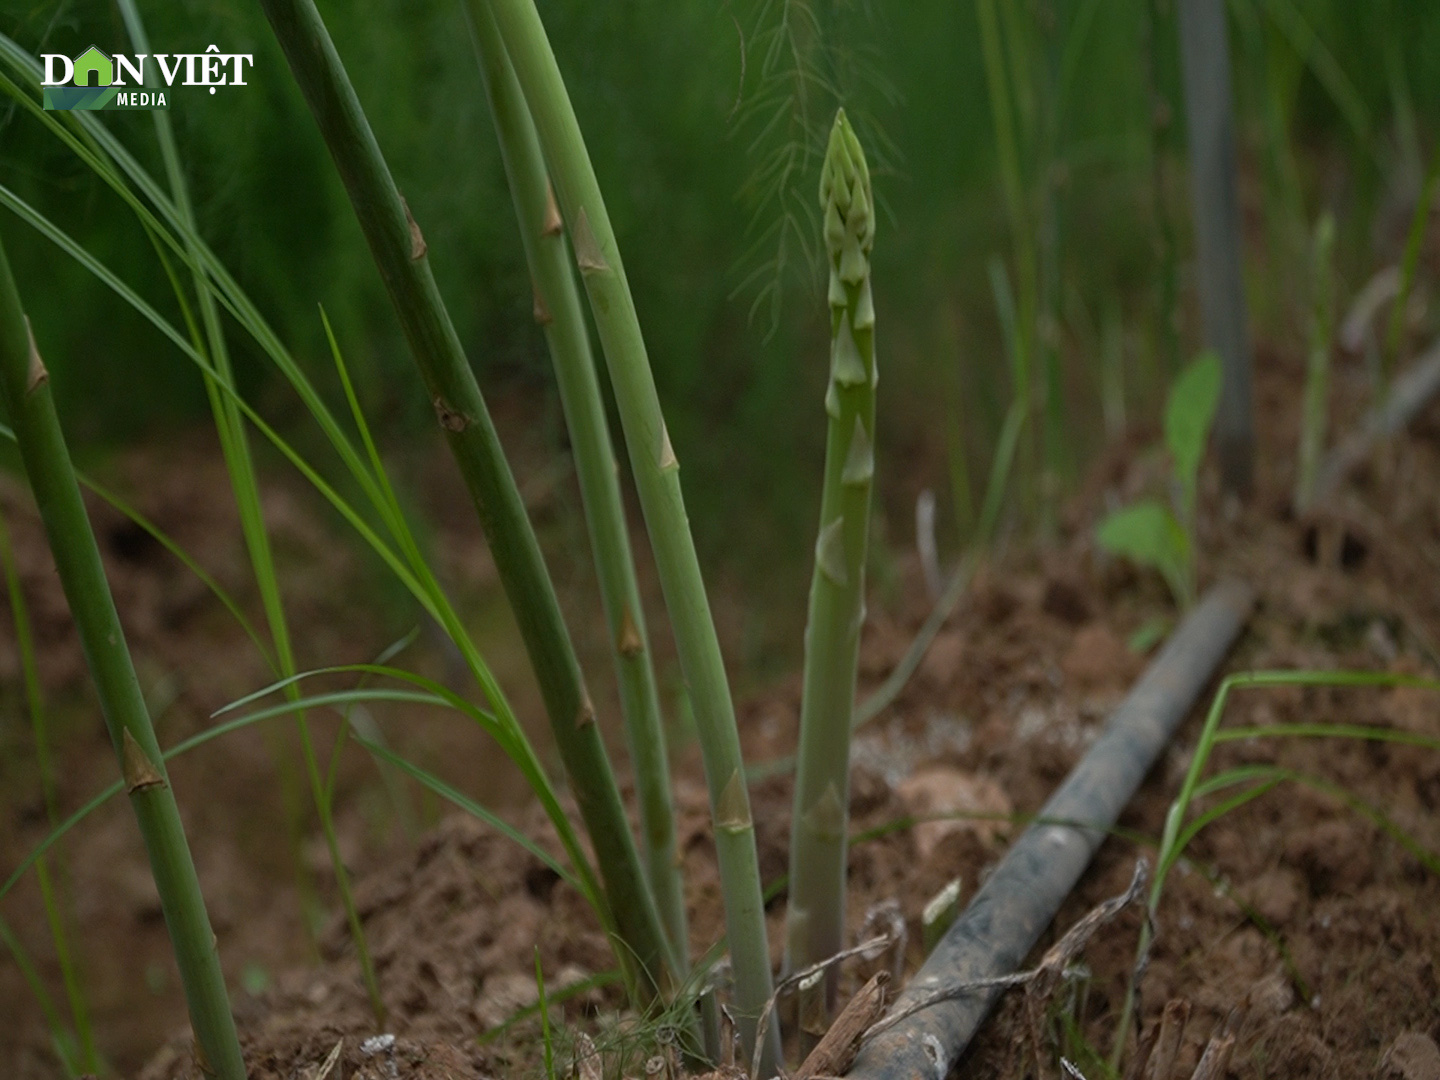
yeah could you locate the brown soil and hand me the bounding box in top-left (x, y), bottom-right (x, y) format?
top-left (2, 346), bottom-right (1439, 1080)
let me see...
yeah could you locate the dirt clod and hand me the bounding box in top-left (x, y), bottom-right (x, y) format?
top-left (1378, 1033), bottom-right (1440, 1080)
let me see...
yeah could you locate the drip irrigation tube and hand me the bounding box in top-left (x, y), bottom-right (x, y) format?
top-left (1316, 339), bottom-right (1440, 501)
top-left (846, 579), bottom-right (1254, 1080)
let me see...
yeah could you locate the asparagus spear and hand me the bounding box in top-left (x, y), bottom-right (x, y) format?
top-left (785, 109), bottom-right (878, 1038)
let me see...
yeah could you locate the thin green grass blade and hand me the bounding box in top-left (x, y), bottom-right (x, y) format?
top-left (1163, 774), bottom-right (1282, 879)
top-left (319, 629), bottom-right (423, 833)
top-left (535, 949), bottom-right (555, 1080)
top-left (0, 90), bottom-right (617, 1012)
top-left (976, 399), bottom-right (1027, 543)
top-left (213, 663), bottom-right (611, 918)
top-left (1215, 722), bottom-right (1440, 750)
top-left (354, 738), bottom-right (585, 899)
top-left (2, 707), bottom-right (303, 908)
top-left (0, 507), bottom-right (95, 1072)
top-left (476, 969), bottom-right (622, 1044)
top-left (0, 915), bottom-right (82, 1077)
top-left (0, 678), bottom-right (599, 916)
top-left (1112, 669), bottom-right (1440, 1067)
top-left (73, 475), bottom-right (274, 669)
top-left (1384, 145), bottom-right (1440, 384)
top-left (1259, 0), bottom-right (1372, 153)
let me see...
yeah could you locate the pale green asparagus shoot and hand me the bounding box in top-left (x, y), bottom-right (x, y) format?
top-left (785, 108), bottom-right (878, 1042)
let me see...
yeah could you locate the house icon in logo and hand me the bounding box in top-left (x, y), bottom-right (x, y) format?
top-left (72, 46), bottom-right (113, 88)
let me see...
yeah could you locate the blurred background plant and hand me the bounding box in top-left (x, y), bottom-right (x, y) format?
top-left (3, 2), bottom-right (1436, 658)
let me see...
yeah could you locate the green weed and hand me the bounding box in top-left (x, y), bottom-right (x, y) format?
top-left (1095, 351), bottom-right (1221, 608)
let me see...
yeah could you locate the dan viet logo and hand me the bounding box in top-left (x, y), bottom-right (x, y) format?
top-left (41, 44), bottom-right (253, 111)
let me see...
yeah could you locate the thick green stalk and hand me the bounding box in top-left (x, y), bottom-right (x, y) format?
top-left (785, 110), bottom-right (877, 1039)
top-left (256, 0), bottom-right (673, 1001)
top-left (466, 1), bottom-right (688, 967)
top-left (115, 0), bottom-right (373, 1010)
top-left (0, 233), bottom-right (245, 1080)
top-left (482, 0), bottom-right (779, 1066)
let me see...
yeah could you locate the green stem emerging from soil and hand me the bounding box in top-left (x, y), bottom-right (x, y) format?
top-left (0, 231), bottom-right (246, 1080)
top-left (256, 0), bottom-right (675, 1002)
top-left (480, 0), bottom-right (780, 1066)
top-left (785, 109), bottom-right (878, 1042)
top-left (465, 0), bottom-right (689, 969)
top-left (115, 0), bottom-right (379, 1017)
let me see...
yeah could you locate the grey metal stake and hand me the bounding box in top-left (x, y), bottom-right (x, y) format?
top-left (1177, 0), bottom-right (1255, 495)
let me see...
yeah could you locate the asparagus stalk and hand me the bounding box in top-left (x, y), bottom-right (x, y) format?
top-left (0, 231), bottom-right (246, 1080)
top-left (465, 1), bottom-right (689, 965)
top-left (256, 0), bottom-right (675, 1001)
top-left (481, 0), bottom-right (779, 1066)
top-left (785, 110), bottom-right (878, 1038)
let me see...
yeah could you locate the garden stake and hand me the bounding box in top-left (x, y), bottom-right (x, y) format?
top-left (785, 108), bottom-right (878, 1037)
top-left (846, 579), bottom-right (1252, 1080)
top-left (466, 0), bottom-right (688, 968)
top-left (257, 0), bottom-right (675, 1002)
top-left (1177, 0), bottom-right (1255, 495)
top-left (0, 230), bottom-right (247, 1080)
top-left (482, 0), bottom-right (779, 1066)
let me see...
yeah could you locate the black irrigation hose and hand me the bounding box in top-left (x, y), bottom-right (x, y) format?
top-left (846, 579), bottom-right (1254, 1080)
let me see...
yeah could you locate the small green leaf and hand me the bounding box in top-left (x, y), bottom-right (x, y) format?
top-left (241, 962), bottom-right (270, 996)
top-left (1164, 351), bottom-right (1222, 496)
top-left (1126, 615), bottom-right (1172, 654)
top-left (1095, 501), bottom-right (1190, 605)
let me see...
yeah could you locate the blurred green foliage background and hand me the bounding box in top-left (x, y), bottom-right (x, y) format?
top-left (2, 0), bottom-right (1437, 614)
